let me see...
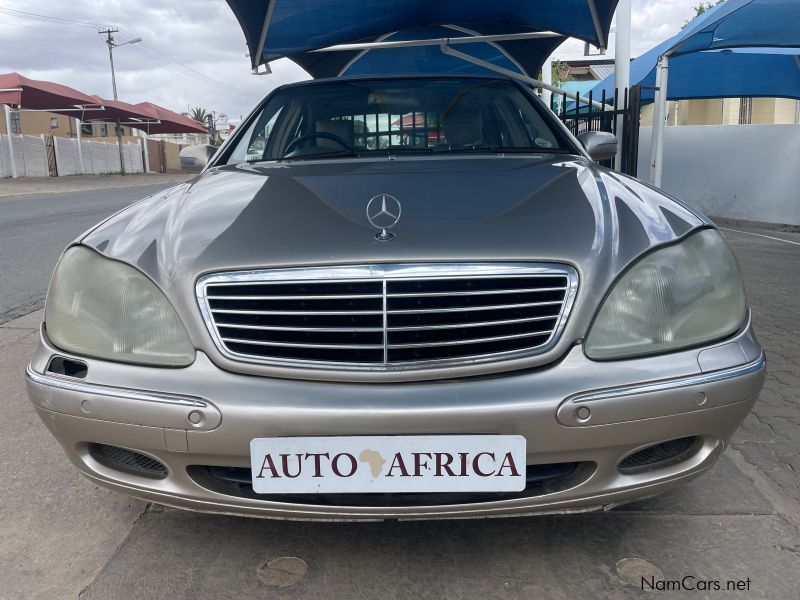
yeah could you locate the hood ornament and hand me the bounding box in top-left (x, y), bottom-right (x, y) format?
top-left (366, 194), bottom-right (401, 241)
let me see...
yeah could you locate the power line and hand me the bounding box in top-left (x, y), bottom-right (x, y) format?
top-left (0, 6), bottom-right (260, 98)
top-left (0, 6), bottom-right (104, 29)
top-left (123, 38), bottom-right (260, 97)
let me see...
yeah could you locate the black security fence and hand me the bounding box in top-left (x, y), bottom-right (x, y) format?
top-left (551, 85), bottom-right (641, 177)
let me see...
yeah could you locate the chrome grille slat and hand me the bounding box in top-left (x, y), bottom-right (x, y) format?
top-left (387, 314), bottom-right (559, 331)
top-left (388, 330), bottom-right (553, 349)
top-left (207, 293), bottom-right (383, 300)
top-left (197, 263), bottom-right (578, 371)
top-left (211, 309), bottom-right (384, 315)
top-left (221, 337), bottom-right (384, 350)
top-left (386, 300), bottom-right (563, 314)
top-left (216, 323), bottom-right (384, 333)
top-left (386, 286), bottom-right (567, 298)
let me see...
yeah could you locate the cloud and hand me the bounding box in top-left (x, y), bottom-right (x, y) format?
top-left (553, 0), bottom-right (704, 60)
top-left (0, 0), bottom-right (704, 119)
top-left (0, 0), bottom-right (309, 120)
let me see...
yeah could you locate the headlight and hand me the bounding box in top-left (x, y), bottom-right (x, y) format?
top-left (585, 229), bottom-right (746, 359)
top-left (45, 246), bottom-right (195, 366)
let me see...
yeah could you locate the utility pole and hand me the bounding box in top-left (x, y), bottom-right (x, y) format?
top-left (99, 27), bottom-right (141, 175)
top-left (206, 112), bottom-right (215, 146)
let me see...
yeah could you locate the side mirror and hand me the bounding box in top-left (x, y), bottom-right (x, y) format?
top-left (577, 131), bottom-right (618, 162)
top-left (179, 144), bottom-right (217, 173)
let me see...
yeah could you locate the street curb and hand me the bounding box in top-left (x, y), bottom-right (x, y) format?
top-left (726, 446), bottom-right (800, 530)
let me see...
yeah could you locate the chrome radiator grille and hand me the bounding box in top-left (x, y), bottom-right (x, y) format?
top-left (197, 264), bottom-right (578, 370)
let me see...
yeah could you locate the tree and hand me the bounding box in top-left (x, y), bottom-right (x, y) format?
top-left (683, 0), bottom-right (725, 29)
top-left (551, 59), bottom-right (569, 88)
top-left (188, 107), bottom-right (210, 125)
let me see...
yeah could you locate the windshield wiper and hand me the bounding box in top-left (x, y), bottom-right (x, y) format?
top-left (435, 146), bottom-right (566, 154)
top-left (384, 147), bottom-right (434, 154)
top-left (279, 149), bottom-right (360, 162)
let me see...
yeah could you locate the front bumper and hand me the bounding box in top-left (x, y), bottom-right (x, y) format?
top-left (27, 317), bottom-right (765, 521)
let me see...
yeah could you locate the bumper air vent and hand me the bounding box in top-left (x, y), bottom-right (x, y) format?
top-left (89, 443), bottom-right (168, 479)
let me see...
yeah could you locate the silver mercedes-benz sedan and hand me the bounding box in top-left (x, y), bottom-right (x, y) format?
top-left (27, 75), bottom-right (765, 520)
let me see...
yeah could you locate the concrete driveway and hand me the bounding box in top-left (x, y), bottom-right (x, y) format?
top-left (1, 223), bottom-right (798, 599)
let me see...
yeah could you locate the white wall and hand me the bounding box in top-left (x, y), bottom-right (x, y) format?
top-left (638, 125), bottom-right (800, 226)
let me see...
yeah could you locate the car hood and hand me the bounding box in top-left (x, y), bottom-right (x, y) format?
top-left (81, 155), bottom-right (708, 380)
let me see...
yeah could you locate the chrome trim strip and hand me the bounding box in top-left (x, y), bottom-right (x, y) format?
top-left (382, 279), bottom-right (389, 364)
top-left (568, 354), bottom-right (766, 405)
top-left (25, 365), bottom-right (208, 408)
top-left (199, 263), bottom-right (573, 282)
top-left (196, 262), bottom-right (579, 372)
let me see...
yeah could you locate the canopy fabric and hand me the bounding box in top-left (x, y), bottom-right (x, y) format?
top-left (0, 72), bottom-right (97, 110)
top-left (670, 0), bottom-right (800, 56)
top-left (590, 44), bottom-right (800, 102)
top-left (133, 102), bottom-right (208, 134)
top-left (226, 0), bottom-right (617, 72)
top-left (589, 0), bottom-right (800, 102)
top-left (53, 95), bottom-right (159, 123)
top-left (294, 25), bottom-right (566, 79)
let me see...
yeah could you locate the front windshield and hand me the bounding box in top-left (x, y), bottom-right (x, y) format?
top-left (225, 78), bottom-right (572, 164)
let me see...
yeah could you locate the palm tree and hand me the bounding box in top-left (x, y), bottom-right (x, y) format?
top-left (189, 107), bottom-right (210, 126)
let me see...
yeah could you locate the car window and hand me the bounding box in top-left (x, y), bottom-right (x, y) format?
top-left (224, 78), bottom-right (572, 164)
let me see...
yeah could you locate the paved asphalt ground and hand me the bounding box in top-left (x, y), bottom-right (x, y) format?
top-left (0, 182), bottom-right (798, 599)
top-left (0, 182), bottom-right (185, 324)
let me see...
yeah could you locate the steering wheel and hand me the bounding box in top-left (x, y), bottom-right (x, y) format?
top-left (283, 132), bottom-right (353, 156)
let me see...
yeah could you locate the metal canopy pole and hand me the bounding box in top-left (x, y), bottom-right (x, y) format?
top-left (3, 104), bottom-right (18, 178)
top-left (613, 0), bottom-right (631, 171)
top-left (649, 53), bottom-right (670, 186)
top-left (541, 55), bottom-right (554, 108)
top-left (586, 0), bottom-right (607, 50)
top-left (140, 130), bottom-right (150, 173)
top-left (314, 30), bottom-right (563, 52)
top-left (75, 117), bottom-right (85, 174)
top-left (311, 30), bottom-right (610, 110)
top-left (439, 42), bottom-right (609, 110)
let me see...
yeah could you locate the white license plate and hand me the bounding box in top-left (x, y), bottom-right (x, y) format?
top-left (250, 435), bottom-right (526, 494)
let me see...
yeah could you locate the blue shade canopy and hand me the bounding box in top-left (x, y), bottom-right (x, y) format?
top-left (589, 0), bottom-right (800, 102)
top-left (670, 0), bottom-right (800, 56)
top-left (225, 0), bottom-right (618, 72)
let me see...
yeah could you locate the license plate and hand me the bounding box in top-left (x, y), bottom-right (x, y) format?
top-left (250, 435), bottom-right (526, 494)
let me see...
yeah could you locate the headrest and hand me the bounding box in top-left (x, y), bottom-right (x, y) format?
top-left (442, 103), bottom-right (484, 148)
top-left (316, 119), bottom-right (355, 149)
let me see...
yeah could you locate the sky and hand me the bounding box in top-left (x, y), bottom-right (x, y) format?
top-left (0, 0), bottom-right (704, 122)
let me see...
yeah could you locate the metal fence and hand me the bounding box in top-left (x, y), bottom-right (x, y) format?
top-left (53, 137), bottom-right (144, 176)
top-left (0, 133), bottom-right (49, 178)
top-left (551, 86), bottom-right (641, 177)
top-left (1, 134), bottom-right (143, 178)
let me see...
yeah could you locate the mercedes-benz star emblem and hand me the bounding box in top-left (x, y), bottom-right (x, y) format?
top-left (366, 194), bottom-right (401, 241)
